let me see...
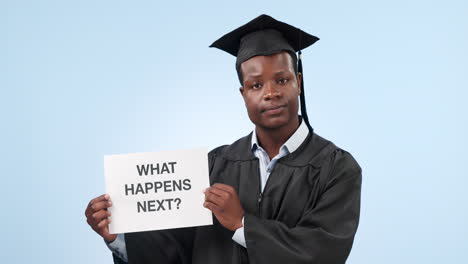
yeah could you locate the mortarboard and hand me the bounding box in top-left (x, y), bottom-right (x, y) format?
top-left (210, 14), bottom-right (319, 132)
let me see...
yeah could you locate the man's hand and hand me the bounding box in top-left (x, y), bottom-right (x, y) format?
top-left (85, 194), bottom-right (117, 242)
top-left (204, 183), bottom-right (244, 231)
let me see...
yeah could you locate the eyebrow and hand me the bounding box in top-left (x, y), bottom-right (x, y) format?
top-left (244, 73), bottom-right (262, 81)
top-left (274, 71), bottom-right (289, 76)
top-left (245, 70), bottom-right (291, 79)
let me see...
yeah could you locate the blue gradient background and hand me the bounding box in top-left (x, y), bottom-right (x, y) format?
top-left (2, 0), bottom-right (467, 263)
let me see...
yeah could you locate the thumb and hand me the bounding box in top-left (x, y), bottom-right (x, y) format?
top-left (103, 225), bottom-right (117, 242)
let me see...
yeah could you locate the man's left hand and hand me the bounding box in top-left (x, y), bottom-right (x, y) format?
top-left (204, 183), bottom-right (244, 231)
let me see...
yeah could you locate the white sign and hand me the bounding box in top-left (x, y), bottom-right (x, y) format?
top-left (104, 148), bottom-right (213, 234)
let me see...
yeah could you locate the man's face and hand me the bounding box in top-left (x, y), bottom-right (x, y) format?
top-left (239, 52), bottom-right (301, 131)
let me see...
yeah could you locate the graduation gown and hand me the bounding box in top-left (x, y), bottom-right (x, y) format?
top-left (119, 131), bottom-right (362, 264)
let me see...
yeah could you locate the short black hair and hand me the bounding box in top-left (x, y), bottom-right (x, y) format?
top-left (236, 51), bottom-right (298, 85)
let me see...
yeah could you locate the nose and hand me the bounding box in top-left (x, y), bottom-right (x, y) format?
top-left (263, 82), bottom-right (282, 100)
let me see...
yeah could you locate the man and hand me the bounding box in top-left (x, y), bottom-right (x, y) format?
top-left (85, 14), bottom-right (362, 264)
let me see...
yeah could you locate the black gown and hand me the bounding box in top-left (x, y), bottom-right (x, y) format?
top-left (116, 130), bottom-right (362, 264)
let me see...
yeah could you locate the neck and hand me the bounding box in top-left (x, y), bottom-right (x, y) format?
top-left (255, 117), bottom-right (300, 159)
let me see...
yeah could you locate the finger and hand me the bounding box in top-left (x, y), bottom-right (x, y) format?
top-left (209, 186), bottom-right (232, 199)
top-left (89, 210), bottom-right (108, 226)
top-left (212, 183), bottom-right (235, 193)
top-left (203, 201), bottom-right (223, 213)
top-left (91, 200), bottom-right (112, 212)
top-left (206, 187), bottom-right (226, 197)
top-left (91, 210), bottom-right (111, 224)
top-left (97, 218), bottom-right (111, 229)
top-left (89, 194), bottom-right (110, 206)
top-left (204, 192), bottom-right (224, 206)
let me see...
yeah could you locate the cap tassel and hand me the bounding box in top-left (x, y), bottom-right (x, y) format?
top-left (298, 51), bottom-right (313, 133)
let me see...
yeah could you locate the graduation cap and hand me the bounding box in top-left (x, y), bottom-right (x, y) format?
top-left (210, 14), bottom-right (319, 132)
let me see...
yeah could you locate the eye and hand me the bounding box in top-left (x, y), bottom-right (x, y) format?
top-left (251, 83), bottom-right (263, 89)
top-left (277, 78), bottom-right (289, 85)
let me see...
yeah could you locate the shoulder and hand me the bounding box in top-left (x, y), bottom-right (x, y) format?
top-left (315, 132), bottom-right (361, 170)
top-left (332, 148), bottom-right (362, 175)
top-left (314, 134), bottom-right (362, 190)
top-left (304, 133), bottom-right (362, 198)
top-left (208, 132), bottom-right (256, 162)
top-left (286, 131), bottom-right (361, 175)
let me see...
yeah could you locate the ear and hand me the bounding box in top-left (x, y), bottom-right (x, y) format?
top-left (239, 86), bottom-right (245, 96)
top-left (296, 72), bottom-right (302, 95)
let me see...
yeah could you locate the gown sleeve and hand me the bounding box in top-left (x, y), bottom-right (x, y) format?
top-left (244, 149), bottom-right (362, 264)
top-left (112, 253), bottom-right (128, 264)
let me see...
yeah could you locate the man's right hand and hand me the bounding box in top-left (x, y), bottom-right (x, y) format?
top-left (85, 194), bottom-right (117, 242)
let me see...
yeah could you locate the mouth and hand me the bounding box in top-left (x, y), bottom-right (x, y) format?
top-left (262, 104), bottom-right (287, 114)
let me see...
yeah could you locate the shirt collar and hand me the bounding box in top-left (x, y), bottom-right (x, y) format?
top-left (251, 117), bottom-right (309, 154)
